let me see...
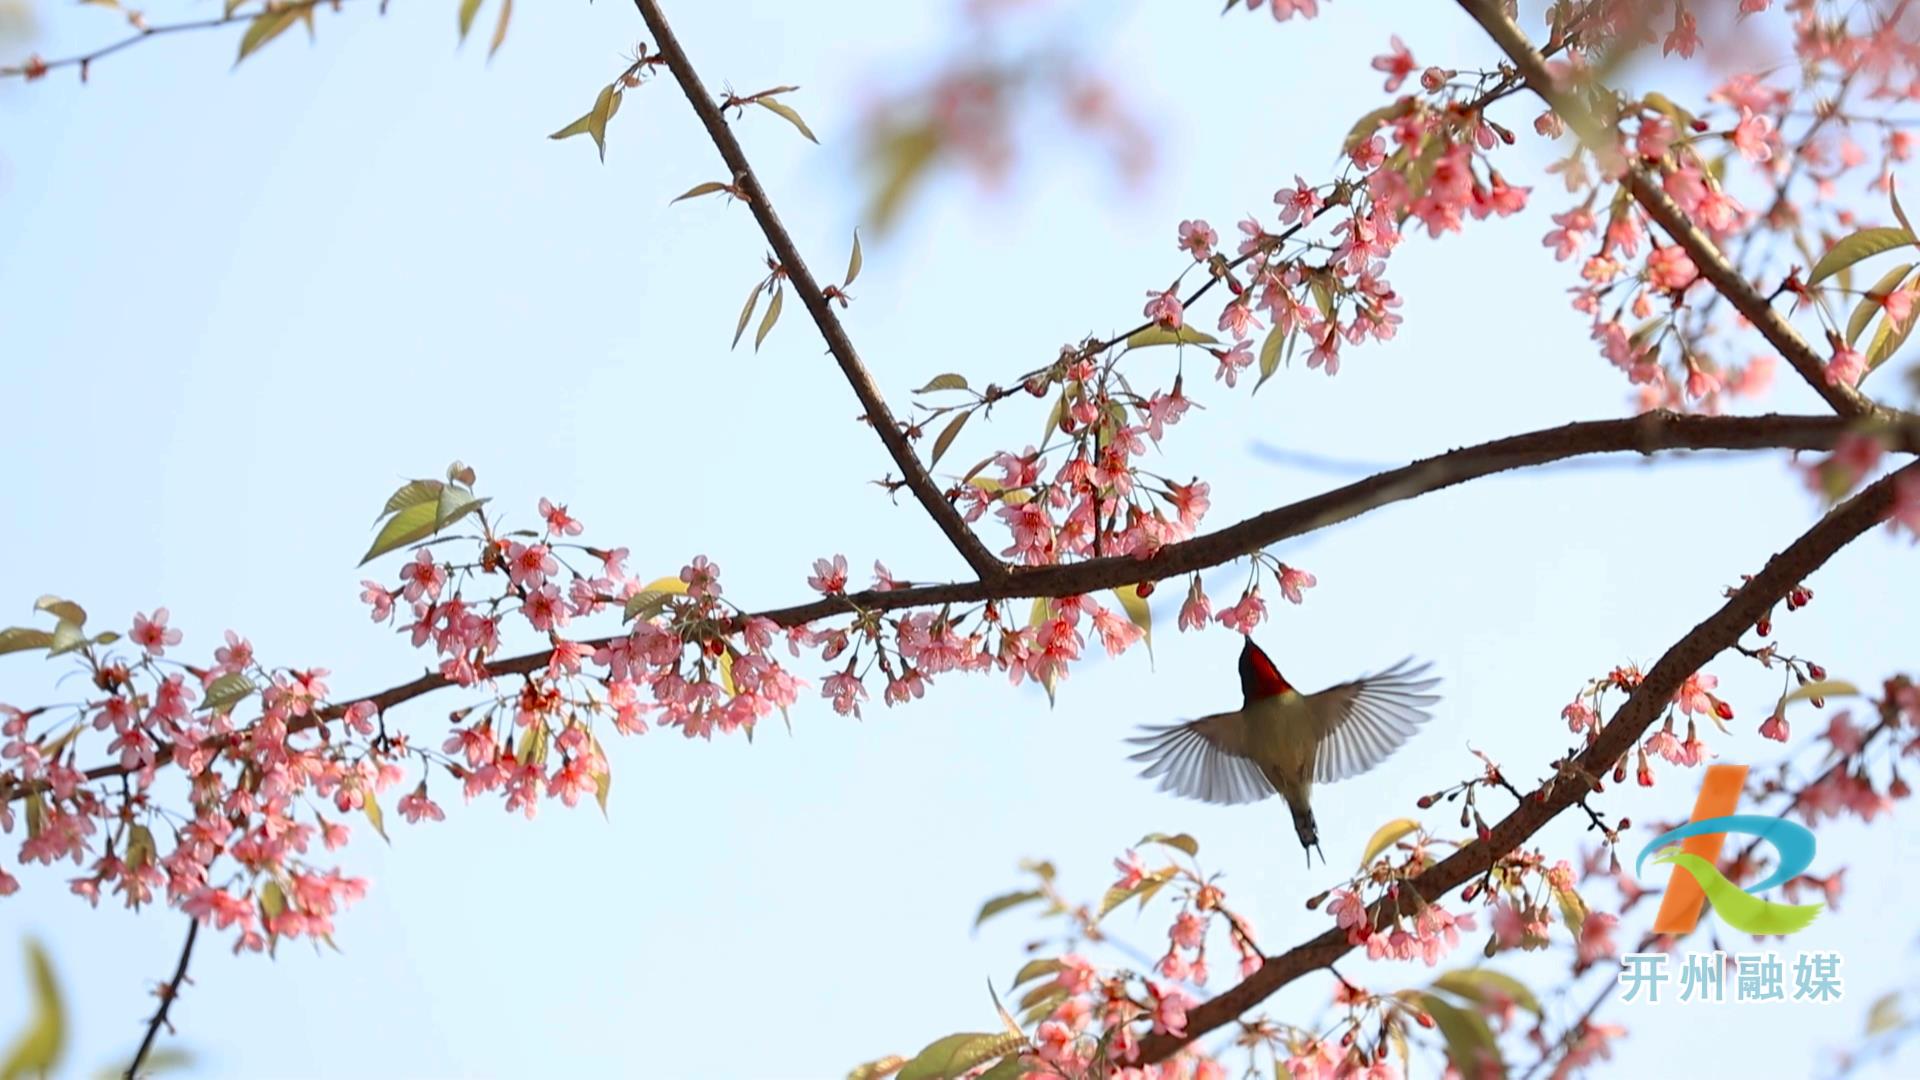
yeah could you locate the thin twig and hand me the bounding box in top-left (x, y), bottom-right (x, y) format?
top-left (628, 0), bottom-right (1005, 580)
top-left (1, 0), bottom-right (366, 81)
top-left (126, 915), bottom-right (199, 1080)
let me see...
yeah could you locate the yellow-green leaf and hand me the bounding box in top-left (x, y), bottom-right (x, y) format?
top-left (974, 890), bottom-right (1043, 930)
top-left (895, 1033), bottom-right (1022, 1080)
top-left (717, 649), bottom-right (737, 697)
top-left (358, 492), bottom-right (489, 566)
top-left (380, 479), bottom-right (444, 519)
top-left (756, 98), bottom-right (818, 144)
top-left (1847, 263), bottom-right (1914, 345)
top-left (1865, 991), bottom-right (1904, 1036)
top-left (930, 411), bottom-right (970, 468)
top-left (1809, 226), bottom-right (1917, 286)
top-left (1431, 968), bottom-right (1543, 1016)
top-left (1254, 324), bottom-right (1286, 393)
top-left (915, 373), bottom-right (969, 394)
top-left (200, 672), bottom-right (258, 714)
top-left (1125, 325), bottom-right (1218, 349)
top-left (1896, 185), bottom-right (1916, 239)
top-left (47, 620), bottom-right (86, 658)
top-left (363, 794), bottom-right (389, 844)
top-left (845, 228), bottom-right (864, 286)
top-left (457, 0), bottom-right (483, 40)
top-left (1553, 885), bottom-right (1588, 937)
top-left (0, 627), bottom-right (55, 656)
top-left (235, 6), bottom-right (302, 65)
top-left (32, 596), bottom-right (85, 628)
top-left (1785, 679), bottom-right (1859, 705)
top-left (1113, 585), bottom-right (1152, 658)
top-left (1137, 831), bottom-right (1196, 857)
top-left (754, 286), bottom-right (784, 351)
top-left (0, 940), bottom-right (66, 1080)
top-left (125, 824), bottom-right (157, 872)
top-left (259, 879), bottom-right (287, 923)
top-left (733, 280), bottom-right (764, 349)
top-left (1866, 300), bottom-right (1920, 374)
top-left (1359, 818), bottom-right (1420, 868)
top-left (1342, 98), bottom-right (1414, 154)
top-left (487, 0), bottom-right (511, 58)
top-left (1010, 958), bottom-right (1060, 990)
top-left (550, 84), bottom-right (623, 162)
top-left (1417, 992), bottom-right (1503, 1078)
top-left (672, 181), bottom-right (730, 203)
top-left (97, 1047), bottom-right (193, 1080)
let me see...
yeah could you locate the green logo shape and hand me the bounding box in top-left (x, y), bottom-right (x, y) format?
top-left (1649, 847), bottom-right (1822, 936)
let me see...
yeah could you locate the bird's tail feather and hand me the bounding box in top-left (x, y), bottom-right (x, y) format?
top-left (1289, 800), bottom-right (1320, 863)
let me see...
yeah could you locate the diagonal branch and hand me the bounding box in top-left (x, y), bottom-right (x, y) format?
top-left (1454, 0), bottom-right (1879, 419)
top-left (125, 915), bottom-right (199, 1080)
top-left (15, 410), bottom-right (1916, 804)
top-left (1135, 458), bottom-right (1918, 1063)
top-left (629, 0), bottom-right (1005, 580)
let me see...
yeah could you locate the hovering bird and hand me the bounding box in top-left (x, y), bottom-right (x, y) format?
top-left (1127, 637), bottom-right (1440, 864)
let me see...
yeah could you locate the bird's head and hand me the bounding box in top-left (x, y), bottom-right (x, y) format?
top-left (1237, 635), bottom-right (1294, 701)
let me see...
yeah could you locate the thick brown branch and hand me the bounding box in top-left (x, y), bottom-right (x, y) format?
top-left (1454, 0), bottom-right (1878, 420)
top-left (14, 410), bottom-right (1911, 804)
top-left (126, 915), bottom-right (198, 1080)
top-left (628, 0), bottom-right (1004, 580)
top-left (1136, 459), bottom-right (1916, 1063)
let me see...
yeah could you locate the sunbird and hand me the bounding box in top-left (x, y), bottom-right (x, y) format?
top-left (1127, 637), bottom-right (1440, 864)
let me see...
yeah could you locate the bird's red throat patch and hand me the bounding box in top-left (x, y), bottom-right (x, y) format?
top-left (1238, 638), bottom-right (1294, 699)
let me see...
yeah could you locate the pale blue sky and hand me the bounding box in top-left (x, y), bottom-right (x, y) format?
top-left (2, 2), bottom-right (1918, 1078)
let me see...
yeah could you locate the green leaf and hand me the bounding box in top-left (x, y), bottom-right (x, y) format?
top-left (1430, 968), bottom-right (1544, 1017)
top-left (1359, 818), bottom-right (1420, 868)
top-left (0, 940), bottom-right (66, 1080)
top-left (1096, 867), bottom-right (1175, 922)
top-left (1897, 186), bottom-right (1917, 240)
top-left (974, 890), bottom-right (1044, 930)
top-left (1254, 324), bottom-right (1286, 393)
top-left (1808, 226), bottom-right (1917, 286)
top-left (895, 1033), bottom-right (1022, 1080)
top-left (1009, 958), bottom-right (1060, 990)
top-left (358, 491), bottom-right (488, 566)
top-left (756, 98), bottom-right (819, 144)
top-left (754, 286), bottom-right (784, 351)
top-left (259, 879), bottom-right (287, 923)
top-left (32, 596), bottom-right (85, 628)
top-left (1125, 325), bottom-right (1218, 349)
top-left (125, 824), bottom-right (157, 871)
top-left (914, 373), bottom-right (969, 394)
top-left (1417, 992), bottom-right (1503, 1078)
top-left (733, 280), bottom-right (764, 349)
top-left (845, 229), bottom-right (864, 286)
top-left (1137, 831), bottom-right (1196, 857)
top-left (973, 1057), bottom-right (1023, 1080)
top-left (672, 181), bottom-right (730, 203)
top-left (623, 588), bottom-right (682, 624)
top-left (200, 673), bottom-right (258, 714)
top-left (363, 795), bottom-right (389, 844)
top-left (588, 732), bottom-right (612, 818)
top-left (1112, 585), bottom-right (1152, 658)
top-left (1846, 263), bottom-right (1914, 345)
top-left (235, 6), bottom-right (302, 65)
top-left (457, 0), bottom-right (483, 41)
top-left (1785, 679), bottom-right (1859, 705)
top-left (929, 411), bottom-right (970, 468)
top-left (0, 627), bottom-right (55, 656)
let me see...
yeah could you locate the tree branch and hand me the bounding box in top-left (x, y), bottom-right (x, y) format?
top-left (1135, 458), bottom-right (1917, 1063)
top-left (125, 915), bottom-right (198, 1080)
top-left (0, 0), bottom-right (367, 82)
top-left (10, 410), bottom-right (1911, 805)
top-left (627, 0), bottom-right (1005, 580)
top-left (1454, 0), bottom-right (1880, 420)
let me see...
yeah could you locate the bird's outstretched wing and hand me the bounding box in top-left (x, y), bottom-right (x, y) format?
top-left (1305, 659), bottom-right (1440, 785)
top-left (1126, 711), bottom-right (1275, 805)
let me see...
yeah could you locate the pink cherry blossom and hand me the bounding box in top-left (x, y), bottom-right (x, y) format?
top-left (130, 608), bottom-right (182, 657)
